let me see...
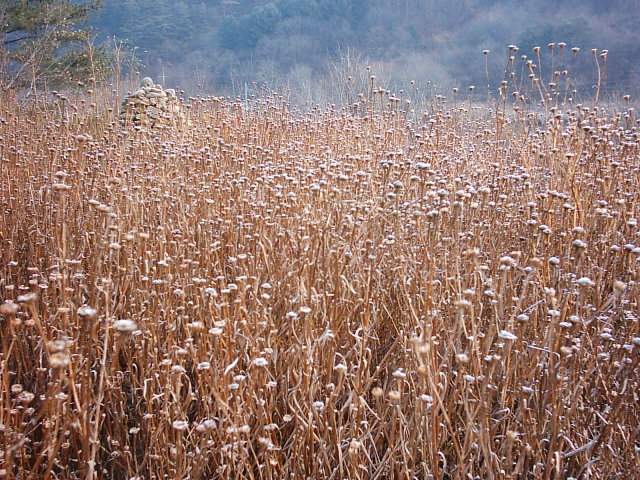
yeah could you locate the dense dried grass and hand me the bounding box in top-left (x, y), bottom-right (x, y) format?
top-left (1, 69), bottom-right (639, 479)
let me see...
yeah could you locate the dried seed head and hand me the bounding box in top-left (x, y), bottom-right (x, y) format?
top-left (572, 239), bottom-right (587, 250)
top-left (172, 420), bottom-right (189, 431)
top-left (49, 352), bottom-right (70, 369)
top-left (334, 363), bottom-right (347, 374)
top-left (348, 439), bottom-right (362, 455)
top-left (209, 327), bottom-right (223, 336)
top-left (500, 256), bottom-right (516, 267)
top-left (253, 357), bottom-right (269, 367)
top-left (0, 301), bottom-right (19, 316)
top-left (456, 353), bottom-right (470, 364)
top-left (47, 339), bottom-right (68, 353)
top-left (576, 277), bottom-right (594, 287)
top-left (196, 419), bottom-right (217, 432)
top-left (455, 299), bottom-right (472, 311)
top-left (498, 330), bottom-right (518, 341)
top-left (77, 305), bottom-right (97, 319)
top-left (18, 391), bottom-right (35, 405)
top-left (387, 390), bottom-right (401, 401)
top-left (52, 183), bottom-right (71, 192)
top-left (613, 280), bottom-right (627, 294)
top-left (187, 321), bottom-right (205, 332)
top-left (16, 292), bottom-right (38, 304)
top-left (113, 319), bottom-right (138, 334)
top-left (197, 362), bottom-right (211, 371)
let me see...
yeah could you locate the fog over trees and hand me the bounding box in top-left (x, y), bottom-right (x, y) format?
top-left (92, 0), bottom-right (640, 99)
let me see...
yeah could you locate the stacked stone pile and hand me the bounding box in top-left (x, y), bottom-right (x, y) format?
top-left (120, 77), bottom-right (184, 128)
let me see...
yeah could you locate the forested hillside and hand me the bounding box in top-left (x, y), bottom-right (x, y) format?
top-left (93, 0), bottom-right (640, 98)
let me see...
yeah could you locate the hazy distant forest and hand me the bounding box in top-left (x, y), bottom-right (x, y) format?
top-left (91, 0), bottom-right (640, 98)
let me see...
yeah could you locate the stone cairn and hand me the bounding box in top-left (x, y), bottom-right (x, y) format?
top-left (120, 77), bottom-right (184, 128)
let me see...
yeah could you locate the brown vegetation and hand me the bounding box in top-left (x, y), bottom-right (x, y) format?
top-left (0, 76), bottom-right (639, 479)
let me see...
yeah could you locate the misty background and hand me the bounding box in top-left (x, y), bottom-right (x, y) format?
top-left (91, 0), bottom-right (640, 101)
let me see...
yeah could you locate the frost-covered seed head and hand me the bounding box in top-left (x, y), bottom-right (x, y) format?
top-left (113, 319), bottom-right (138, 334)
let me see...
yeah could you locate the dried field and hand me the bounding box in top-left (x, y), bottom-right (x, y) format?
top-left (0, 90), bottom-right (639, 479)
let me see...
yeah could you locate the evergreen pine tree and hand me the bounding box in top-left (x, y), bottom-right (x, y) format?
top-left (1, 0), bottom-right (104, 91)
